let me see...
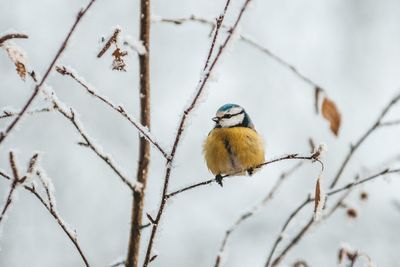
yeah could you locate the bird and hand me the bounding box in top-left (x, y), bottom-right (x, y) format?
top-left (203, 104), bottom-right (265, 186)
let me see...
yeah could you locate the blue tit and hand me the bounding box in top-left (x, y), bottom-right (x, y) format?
top-left (203, 103), bottom-right (265, 186)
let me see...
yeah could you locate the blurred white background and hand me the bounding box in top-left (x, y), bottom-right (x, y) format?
top-left (1, 0), bottom-right (400, 266)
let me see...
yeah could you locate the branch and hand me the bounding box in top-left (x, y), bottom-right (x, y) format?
top-left (0, 160), bottom-right (91, 267)
top-left (0, 33), bottom-right (28, 45)
top-left (167, 154), bottom-right (322, 199)
top-left (214, 162), bottom-right (304, 267)
top-left (329, 90), bottom-right (400, 188)
top-left (0, 152), bottom-right (20, 225)
top-left (0, 0), bottom-right (97, 146)
top-left (379, 119), bottom-right (400, 127)
top-left (0, 106), bottom-right (55, 119)
top-left (126, 0), bottom-right (152, 266)
top-left (55, 65), bottom-right (168, 159)
top-left (141, 1), bottom-right (256, 266)
top-left (266, 168), bottom-right (400, 267)
top-left (55, 105), bottom-right (137, 191)
top-left (155, 15), bottom-right (325, 93)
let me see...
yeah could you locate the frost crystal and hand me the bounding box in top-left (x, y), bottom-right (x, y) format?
top-left (38, 167), bottom-right (56, 207)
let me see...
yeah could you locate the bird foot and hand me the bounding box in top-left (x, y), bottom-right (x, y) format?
top-left (216, 174), bottom-right (223, 187)
top-left (247, 168), bottom-right (254, 176)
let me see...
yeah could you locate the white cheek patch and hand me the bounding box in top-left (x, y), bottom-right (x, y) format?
top-left (219, 113), bottom-right (245, 127)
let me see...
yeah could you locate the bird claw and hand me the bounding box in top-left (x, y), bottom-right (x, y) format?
top-left (247, 168), bottom-right (254, 176)
top-left (216, 174), bottom-right (223, 187)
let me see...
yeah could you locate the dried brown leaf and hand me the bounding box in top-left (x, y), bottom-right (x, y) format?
top-left (3, 42), bottom-right (28, 81)
top-left (314, 178), bottom-right (321, 212)
top-left (15, 62), bottom-right (26, 80)
top-left (313, 176), bottom-right (325, 220)
top-left (321, 97), bottom-right (341, 136)
top-left (112, 48), bottom-right (127, 71)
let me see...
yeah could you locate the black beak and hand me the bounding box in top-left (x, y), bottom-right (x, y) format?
top-left (212, 117), bottom-right (220, 123)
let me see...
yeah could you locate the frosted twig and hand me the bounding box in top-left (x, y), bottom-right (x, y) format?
top-left (0, 152), bottom-right (20, 225)
top-left (379, 119), bottom-right (400, 127)
top-left (266, 90), bottom-right (400, 266)
top-left (141, 1), bottom-right (254, 266)
top-left (155, 15), bottom-right (326, 94)
top-left (26, 173), bottom-right (90, 267)
top-left (55, 65), bottom-right (168, 159)
top-left (55, 105), bottom-right (137, 191)
top-left (214, 162), bottom-right (304, 267)
top-left (0, 106), bottom-right (55, 119)
top-left (97, 28), bottom-right (120, 58)
top-left (0, 160), bottom-right (91, 267)
top-left (0, 0), bottom-right (97, 146)
top-left (21, 67), bottom-right (137, 192)
top-left (330, 90), bottom-right (400, 188)
top-left (0, 33), bottom-right (28, 45)
top-left (167, 153), bottom-right (322, 198)
top-left (338, 245), bottom-right (375, 267)
top-left (266, 168), bottom-right (400, 267)
top-left (109, 260), bottom-right (126, 267)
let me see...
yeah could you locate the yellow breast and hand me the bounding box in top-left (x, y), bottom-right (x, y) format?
top-left (203, 127), bottom-right (265, 175)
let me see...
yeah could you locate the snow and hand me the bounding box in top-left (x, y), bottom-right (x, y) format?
top-left (37, 167), bottom-right (56, 208)
top-left (151, 13), bottom-right (162, 23)
top-left (123, 35), bottom-right (147, 55)
top-left (1, 41), bottom-right (27, 66)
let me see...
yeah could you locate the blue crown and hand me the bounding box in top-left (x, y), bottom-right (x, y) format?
top-left (217, 103), bottom-right (240, 113)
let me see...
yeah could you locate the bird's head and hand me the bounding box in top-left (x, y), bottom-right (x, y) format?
top-left (212, 103), bottom-right (254, 129)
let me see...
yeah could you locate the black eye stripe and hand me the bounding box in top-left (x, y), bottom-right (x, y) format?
top-left (222, 110), bottom-right (244, 119)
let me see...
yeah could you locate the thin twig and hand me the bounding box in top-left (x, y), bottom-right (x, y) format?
top-left (28, 176), bottom-right (90, 266)
top-left (266, 168), bottom-right (400, 267)
top-left (0, 106), bottom-right (55, 119)
top-left (109, 260), bottom-right (126, 267)
top-left (379, 119), bottom-right (400, 127)
top-left (0, 0), bottom-right (97, 146)
top-left (142, 1), bottom-right (250, 266)
top-left (0, 33), bottom-right (28, 45)
top-left (167, 154), bottom-right (322, 199)
top-left (155, 15), bottom-right (325, 93)
top-left (0, 163), bottom-right (91, 267)
top-left (97, 28), bottom-right (121, 58)
top-left (55, 105), bottom-right (137, 191)
top-left (330, 90), bottom-right (400, 188)
top-left (214, 162), bottom-right (304, 267)
top-left (0, 152), bottom-right (20, 225)
top-left (55, 65), bottom-right (168, 158)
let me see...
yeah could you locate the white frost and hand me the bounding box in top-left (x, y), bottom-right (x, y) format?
top-left (123, 35), bottom-right (147, 55)
top-left (2, 41), bottom-right (28, 66)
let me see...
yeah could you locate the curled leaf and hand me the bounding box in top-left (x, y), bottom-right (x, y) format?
top-left (3, 42), bottom-right (28, 81)
top-left (321, 97), bottom-right (341, 136)
top-left (313, 175), bottom-right (325, 221)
